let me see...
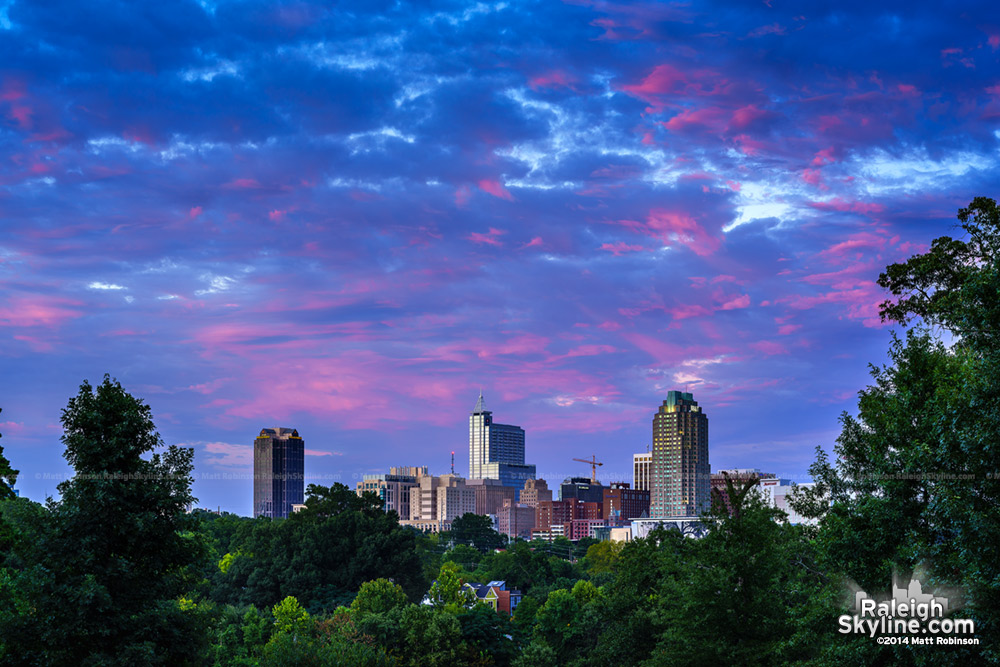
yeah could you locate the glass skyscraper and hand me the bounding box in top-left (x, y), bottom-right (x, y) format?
top-left (253, 427), bottom-right (305, 518)
top-left (469, 393), bottom-right (536, 491)
top-left (651, 391), bottom-right (709, 517)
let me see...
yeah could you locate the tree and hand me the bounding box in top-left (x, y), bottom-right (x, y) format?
top-left (210, 498), bottom-right (426, 612)
top-left (296, 483), bottom-right (384, 520)
top-left (428, 561), bottom-right (476, 610)
top-left (0, 376), bottom-right (208, 666)
top-left (878, 196), bottom-right (1000, 351)
top-left (351, 578), bottom-right (409, 616)
top-left (271, 596), bottom-right (311, 636)
top-left (797, 197), bottom-right (1000, 663)
top-left (447, 512), bottom-right (504, 553)
top-left (0, 408), bottom-right (19, 500)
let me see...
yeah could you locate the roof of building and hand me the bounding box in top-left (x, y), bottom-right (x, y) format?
top-left (473, 391), bottom-right (488, 414)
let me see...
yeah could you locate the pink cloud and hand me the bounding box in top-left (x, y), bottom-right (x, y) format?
top-left (0, 296), bottom-right (83, 328)
top-left (731, 134), bottom-right (769, 156)
top-left (599, 241), bottom-right (645, 255)
top-left (730, 104), bottom-right (768, 129)
top-left (780, 286), bottom-right (886, 328)
top-left (718, 294), bottom-right (750, 310)
top-left (477, 334), bottom-right (549, 359)
top-left (188, 206), bottom-right (203, 219)
top-left (563, 344), bottom-right (617, 358)
top-left (989, 34), bottom-right (1000, 50)
top-left (529, 70), bottom-right (578, 90)
top-left (802, 168), bottom-right (824, 187)
top-left (777, 324), bottom-right (801, 335)
top-left (818, 232), bottom-right (888, 260)
top-left (669, 303), bottom-right (713, 319)
top-left (222, 178), bottom-right (261, 190)
top-left (269, 209), bottom-right (287, 222)
top-left (623, 333), bottom-right (687, 364)
top-left (454, 185), bottom-right (472, 207)
top-left (644, 209), bottom-right (721, 256)
top-left (619, 64), bottom-right (722, 110)
top-left (808, 198), bottom-right (885, 216)
top-left (800, 264), bottom-right (876, 290)
top-left (467, 227), bottom-right (506, 246)
top-left (663, 106), bottom-right (728, 131)
top-left (811, 147), bottom-right (837, 166)
top-left (477, 179), bottom-right (514, 201)
top-left (522, 236), bottom-right (544, 249)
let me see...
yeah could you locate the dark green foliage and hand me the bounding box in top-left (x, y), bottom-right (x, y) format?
top-left (0, 376), bottom-right (208, 666)
top-left (207, 484), bottom-right (426, 612)
top-left (800, 198), bottom-right (1000, 662)
top-left (472, 540), bottom-right (583, 598)
top-left (446, 512), bottom-right (505, 553)
top-left (351, 578), bottom-right (409, 615)
top-left (457, 603), bottom-right (521, 666)
top-left (443, 542), bottom-right (482, 571)
top-left (878, 196), bottom-right (1000, 349)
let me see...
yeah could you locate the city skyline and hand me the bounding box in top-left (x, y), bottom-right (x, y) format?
top-left (4, 2), bottom-right (998, 516)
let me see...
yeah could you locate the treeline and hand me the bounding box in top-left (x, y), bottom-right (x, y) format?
top-left (2, 198), bottom-right (1000, 665)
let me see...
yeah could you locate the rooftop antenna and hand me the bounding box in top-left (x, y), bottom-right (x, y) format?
top-left (451, 451), bottom-right (455, 475)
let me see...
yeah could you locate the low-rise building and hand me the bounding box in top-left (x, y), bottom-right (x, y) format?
top-left (602, 482), bottom-right (650, 524)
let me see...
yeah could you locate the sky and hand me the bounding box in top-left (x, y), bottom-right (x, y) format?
top-left (3, 1), bottom-right (999, 515)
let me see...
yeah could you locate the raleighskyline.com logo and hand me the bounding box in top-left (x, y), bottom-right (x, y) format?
top-left (838, 575), bottom-right (978, 646)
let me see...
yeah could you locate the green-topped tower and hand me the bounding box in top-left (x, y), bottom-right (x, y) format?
top-left (651, 391), bottom-right (709, 517)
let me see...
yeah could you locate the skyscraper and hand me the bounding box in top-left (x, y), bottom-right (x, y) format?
top-left (253, 427), bottom-right (305, 518)
top-left (633, 451), bottom-right (651, 492)
top-left (468, 393), bottom-right (536, 491)
top-left (651, 391), bottom-right (709, 517)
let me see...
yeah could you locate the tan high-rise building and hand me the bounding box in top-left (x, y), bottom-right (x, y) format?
top-left (498, 499), bottom-right (536, 539)
top-left (355, 466), bottom-right (428, 518)
top-left (518, 478), bottom-right (552, 507)
top-left (651, 391), bottom-right (709, 517)
top-left (467, 478), bottom-right (518, 516)
top-left (408, 474), bottom-right (475, 522)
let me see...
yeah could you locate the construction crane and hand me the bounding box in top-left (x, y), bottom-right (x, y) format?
top-left (572, 456), bottom-right (604, 484)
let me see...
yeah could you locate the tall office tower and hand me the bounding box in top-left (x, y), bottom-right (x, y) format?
top-left (633, 452), bottom-right (652, 492)
top-left (469, 393), bottom-right (536, 491)
top-left (253, 427), bottom-right (305, 518)
top-left (651, 391), bottom-right (709, 517)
